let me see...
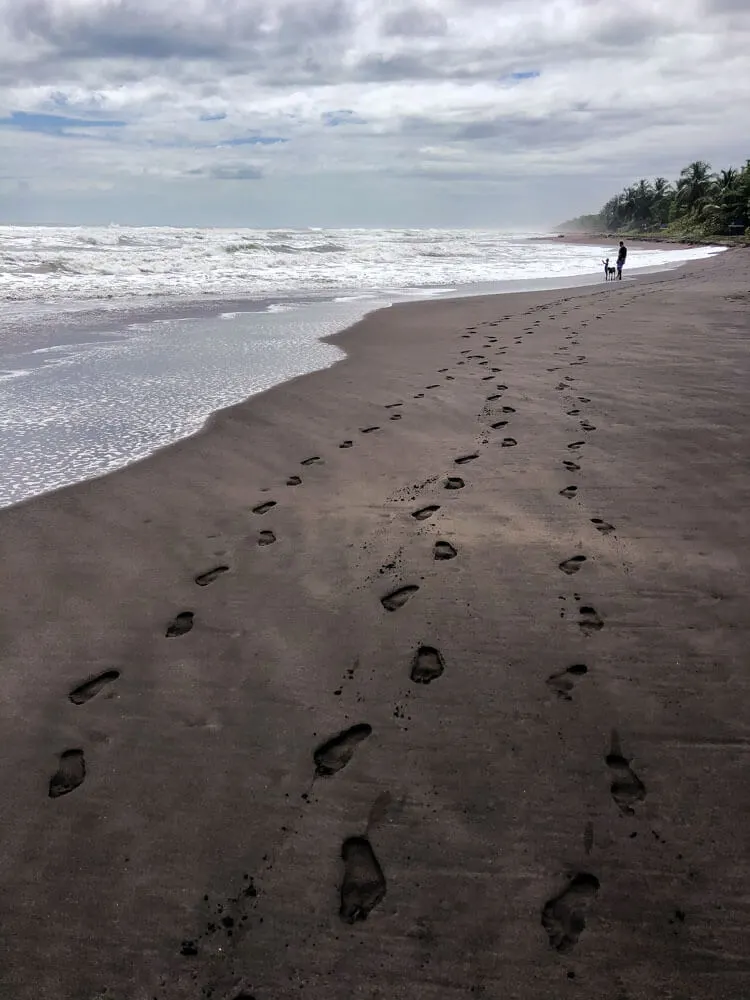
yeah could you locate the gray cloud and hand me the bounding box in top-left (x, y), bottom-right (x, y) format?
top-left (0, 0), bottom-right (748, 226)
top-left (381, 5), bottom-right (448, 37)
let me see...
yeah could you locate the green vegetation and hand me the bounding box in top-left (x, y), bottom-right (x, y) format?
top-left (559, 159), bottom-right (750, 240)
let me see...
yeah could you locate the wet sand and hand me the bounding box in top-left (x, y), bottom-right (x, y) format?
top-left (1, 250), bottom-right (749, 999)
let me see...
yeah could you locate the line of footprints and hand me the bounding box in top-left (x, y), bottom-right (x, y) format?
top-left (47, 292), bottom-right (648, 977)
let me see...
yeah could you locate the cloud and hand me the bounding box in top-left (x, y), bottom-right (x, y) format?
top-left (192, 163), bottom-right (264, 180)
top-left (0, 0), bottom-right (748, 226)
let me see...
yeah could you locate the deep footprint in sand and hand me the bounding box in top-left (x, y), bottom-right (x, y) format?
top-left (591, 518), bottom-right (615, 535)
top-left (444, 477), bottom-right (465, 490)
top-left (384, 402), bottom-right (403, 409)
top-left (314, 724), bottom-right (373, 776)
top-left (486, 394), bottom-right (503, 401)
top-left (491, 421), bottom-right (508, 430)
top-left (542, 873), bottom-right (600, 952)
top-left (166, 611), bottom-right (194, 637)
top-left (49, 749), bottom-right (86, 799)
top-left (606, 732), bottom-right (646, 814)
top-left (69, 670), bottom-right (120, 705)
top-left (258, 530), bottom-right (276, 546)
top-left (361, 426), bottom-right (380, 434)
top-left (501, 437), bottom-right (517, 448)
top-left (546, 663), bottom-right (588, 700)
top-left (559, 555), bottom-right (587, 575)
top-left (340, 837), bottom-right (386, 923)
top-left (568, 441), bottom-right (586, 452)
top-left (381, 585), bottom-right (419, 611)
top-left (390, 414), bottom-right (402, 421)
top-left (195, 565), bottom-right (229, 586)
top-left (579, 606), bottom-right (603, 634)
top-left (252, 501), bottom-right (277, 515)
top-left (581, 421), bottom-right (596, 431)
top-left (410, 645), bottom-right (445, 684)
top-left (434, 540), bottom-right (457, 561)
top-left (563, 460), bottom-right (580, 471)
top-left (339, 440), bottom-right (353, 449)
top-left (560, 486), bottom-right (578, 498)
top-left (455, 453), bottom-right (479, 465)
top-left (286, 475), bottom-right (302, 486)
top-left (412, 504), bottom-right (440, 519)
top-left (301, 456), bottom-right (323, 466)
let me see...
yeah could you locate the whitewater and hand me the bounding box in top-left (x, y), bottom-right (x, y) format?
top-left (0, 226), bottom-right (723, 508)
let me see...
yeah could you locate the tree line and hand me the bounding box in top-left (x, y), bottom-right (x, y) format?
top-left (560, 159), bottom-right (750, 238)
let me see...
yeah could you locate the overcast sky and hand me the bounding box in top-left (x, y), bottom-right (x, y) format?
top-left (0, 0), bottom-right (748, 228)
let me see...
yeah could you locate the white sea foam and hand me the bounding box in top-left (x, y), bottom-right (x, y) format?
top-left (0, 226), bottom-right (724, 312)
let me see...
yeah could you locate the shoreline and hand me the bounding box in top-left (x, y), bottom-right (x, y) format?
top-left (0, 249), bottom-right (721, 510)
top-left (1, 248), bottom-right (749, 998)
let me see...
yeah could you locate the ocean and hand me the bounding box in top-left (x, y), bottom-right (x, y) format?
top-left (0, 225), bottom-right (723, 508)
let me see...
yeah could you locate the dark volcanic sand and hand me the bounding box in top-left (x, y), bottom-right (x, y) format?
top-left (0, 250), bottom-right (749, 999)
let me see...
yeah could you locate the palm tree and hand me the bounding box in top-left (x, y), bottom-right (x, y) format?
top-left (676, 161), bottom-right (716, 213)
top-left (651, 177), bottom-right (673, 225)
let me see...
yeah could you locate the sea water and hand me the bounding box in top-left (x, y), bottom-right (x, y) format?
top-left (0, 226), bottom-right (723, 507)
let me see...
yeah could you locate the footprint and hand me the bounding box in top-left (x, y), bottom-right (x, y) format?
top-left (194, 565), bottom-right (229, 586)
top-left (482, 375), bottom-right (494, 381)
top-left (410, 645), bottom-right (445, 684)
top-left (591, 518), bottom-right (615, 535)
top-left (437, 368), bottom-right (449, 373)
top-left (360, 426), bottom-right (380, 434)
top-left (559, 486), bottom-right (578, 498)
top-left (252, 501), bottom-right (277, 515)
top-left (314, 724), bottom-right (373, 777)
top-left (578, 397), bottom-right (591, 403)
top-left (542, 873), bottom-right (600, 952)
top-left (339, 440), bottom-right (353, 449)
top-left (606, 733), bottom-right (646, 814)
top-left (286, 475), bottom-right (302, 486)
top-left (486, 394), bottom-right (502, 401)
top-left (563, 460), bottom-right (580, 472)
top-left (444, 477), bottom-right (465, 490)
top-left (579, 606), bottom-right (603, 634)
top-left (559, 555), bottom-right (587, 575)
top-left (496, 384), bottom-right (508, 391)
top-left (69, 670), bottom-right (120, 706)
top-left (546, 663), bottom-right (588, 700)
top-left (434, 541), bottom-right (457, 561)
top-left (49, 749), bottom-right (86, 799)
top-left (425, 384), bottom-right (440, 389)
top-left (566, 409), bottom-right (580, 416)
top-left (491, 421), bottom-right (508, 429)
top-left (501, 406), bottom-right (515, 413)
top-left (384, 402), bottom-right (403, 409)
top-left (258, 530), bottom-right (276, 546)
top-left (412, 505), bottom-right (440, 520)
top-left (301, 456), bottom-right (322, 466)
top-left (580, 421), bottom-right (596, 431)
top-left (381, 585), bottom-right (419, 611)
top-left (567, 441), bottom-right (585, 451)
top-left (455, 453), bottom-right (479, 465)
top-left (340, 837), bottom-right (386, 923)
top-left (445, 375), bottom-right (455, 381)
top-left (166, 612), bottom-right (194, 638)
top-left (390, 414), bottom-right (402, 421)
top-left (501, 438), bottom-right (517, 448)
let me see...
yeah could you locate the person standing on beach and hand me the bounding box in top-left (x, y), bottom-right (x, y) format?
top-left (616, 241), bottom-right (627, 280)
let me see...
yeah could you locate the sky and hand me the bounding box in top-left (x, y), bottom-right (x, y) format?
top-left (0, 0), bottom-right (748, 228)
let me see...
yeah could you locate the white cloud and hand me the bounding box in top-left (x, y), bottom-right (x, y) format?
top-left (0, 0), bottom-right (748, 225)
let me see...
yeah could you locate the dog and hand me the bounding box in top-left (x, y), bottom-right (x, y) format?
top-left (602, 258), bottom-right (616, 281)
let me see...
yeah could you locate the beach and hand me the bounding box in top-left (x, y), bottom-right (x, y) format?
top-left (1, 247), bottom-right (749, 998)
